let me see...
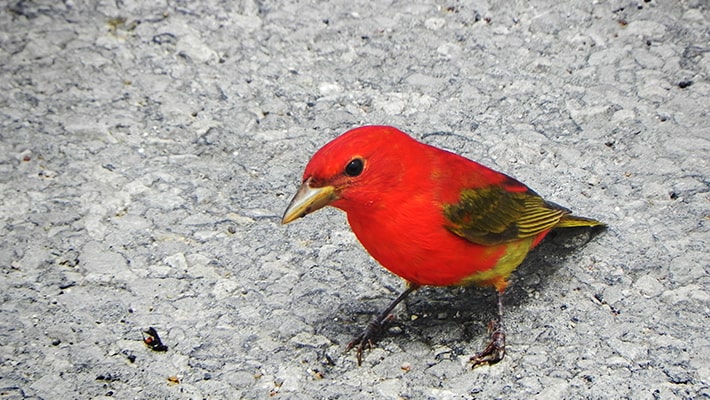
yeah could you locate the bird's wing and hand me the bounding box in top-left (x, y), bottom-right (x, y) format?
top-left (442, 183), bottom-right (569, 246)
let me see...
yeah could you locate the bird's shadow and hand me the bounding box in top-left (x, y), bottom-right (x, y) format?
top-left (320, 225), bottom-right (606, 354)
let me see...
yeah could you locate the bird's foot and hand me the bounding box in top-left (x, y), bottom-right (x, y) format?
top-left (344, 284), bottom-right (418, 365)
top-left (470, 320), bottom-right (506, 368)
top-left (345, 314), bottom-right (394, 365)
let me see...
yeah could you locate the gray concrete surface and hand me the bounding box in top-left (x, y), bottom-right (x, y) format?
top-left (1, 0), bottom-right (708, 398)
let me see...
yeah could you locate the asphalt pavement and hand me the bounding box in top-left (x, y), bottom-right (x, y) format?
top-left (0, 0), bottom-right (708, 398)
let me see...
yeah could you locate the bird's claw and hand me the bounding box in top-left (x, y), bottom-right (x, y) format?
top-left (345, 314), bottom-right (394, 365)
top-left (345, 335), bottom-right (371, 366)
top-left (470, 320), bottom-right (506, 368)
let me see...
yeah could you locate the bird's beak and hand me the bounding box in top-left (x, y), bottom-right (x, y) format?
top-left (281, 177), bottom-right (337, 224)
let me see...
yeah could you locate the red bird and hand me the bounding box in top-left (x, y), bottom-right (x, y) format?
top-left (282, 126), bottom-right (604, 366)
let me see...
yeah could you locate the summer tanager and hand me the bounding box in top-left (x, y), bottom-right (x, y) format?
top-left (282, 126), bottom-right (604, 367)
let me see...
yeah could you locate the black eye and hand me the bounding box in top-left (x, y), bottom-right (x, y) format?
top-left (344, 158), bottom-right (364, 177)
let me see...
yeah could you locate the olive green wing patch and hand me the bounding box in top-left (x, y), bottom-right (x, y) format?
top-left (442, 185), bottom-right (570, 246)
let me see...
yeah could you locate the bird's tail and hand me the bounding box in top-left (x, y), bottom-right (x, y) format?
top-left (556, 214), bottom-right (606, 228)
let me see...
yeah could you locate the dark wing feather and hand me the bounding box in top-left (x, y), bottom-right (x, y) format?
top-left (442, 185), bottom-right (570, 246)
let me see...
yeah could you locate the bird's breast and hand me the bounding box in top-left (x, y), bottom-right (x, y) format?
top-left (344, 199), bottom-right (512, 287)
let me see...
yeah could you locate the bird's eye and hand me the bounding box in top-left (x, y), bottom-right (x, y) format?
top-left (344, 158), bottom-right (364, 177)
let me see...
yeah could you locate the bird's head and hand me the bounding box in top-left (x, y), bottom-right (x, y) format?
top-left (281, 125), bottom-right (416, 224)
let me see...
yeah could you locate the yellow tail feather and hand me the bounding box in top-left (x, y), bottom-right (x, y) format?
top-left (556, 215), bottom-right (606, 228)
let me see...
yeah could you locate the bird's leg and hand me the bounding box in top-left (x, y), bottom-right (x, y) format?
top-left (470, 290), bottom-right (506, 367)
top-left (346, 283), bottom-right (420, 365)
